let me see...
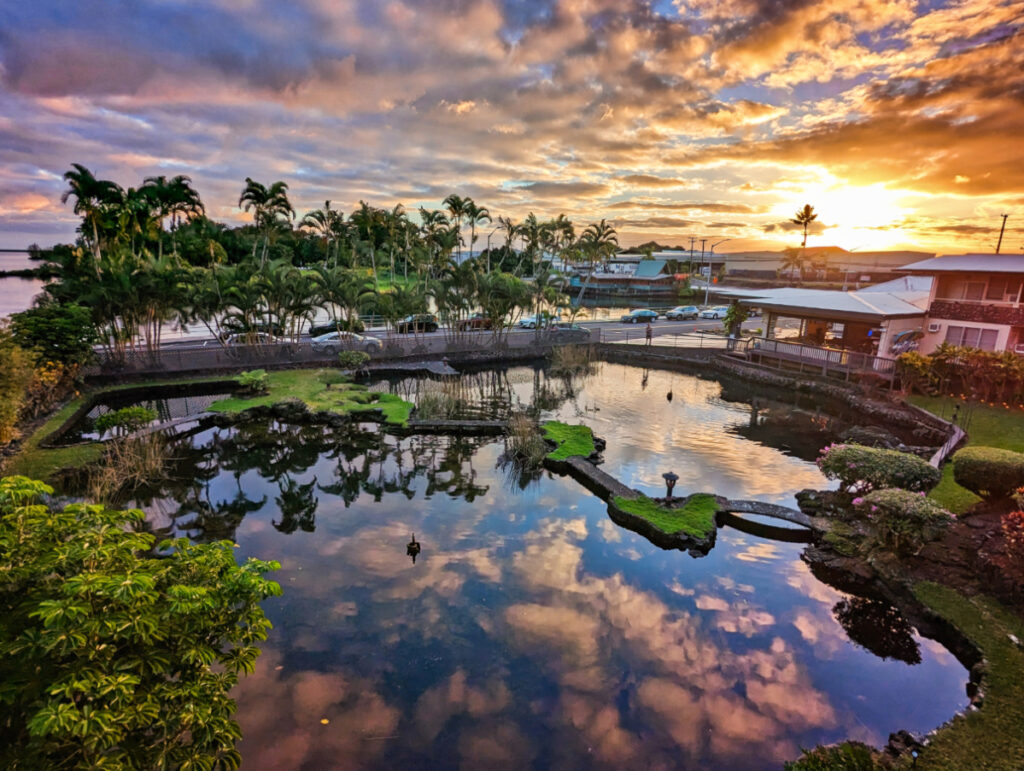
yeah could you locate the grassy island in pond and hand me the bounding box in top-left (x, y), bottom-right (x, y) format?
top-left (542, 421), bottom-right (597, 460)
top-left (211, 369), bottom-right (413, 426)
top-left (613, 493), bottom-right (719, 539)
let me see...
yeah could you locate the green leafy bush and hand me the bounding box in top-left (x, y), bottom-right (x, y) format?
top-left (337, 350), bottom-right (371, 370)
top-left (854, 488), bottom-right (953, 554)
top-left (93, 406), bottom-right (158, 437)
top-left (237, 368), bottom-right (268, 394)
top-left (817, 443), bottom-right (940, 493)
top-left (9, 303), bottom-right (98, 366)
top-left (0, 475), bottom-right (281, 769)
top-left (952, 446), bottom-right (1024, 500)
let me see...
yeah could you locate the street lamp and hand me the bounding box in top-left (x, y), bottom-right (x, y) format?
top-left (705, 238), bottom-right (731, 306)
top-left (485, 227), bottom-right (500, 273)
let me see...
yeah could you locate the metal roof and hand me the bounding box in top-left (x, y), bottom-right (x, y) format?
top-left (727, 285), bottom-right (927, 322)
top-left (899, 254), bottom-right (1024, 274)
top-left (633, 259), bottom-right (668, 278)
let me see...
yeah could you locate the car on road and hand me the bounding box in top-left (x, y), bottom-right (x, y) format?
top-left (310, 331), bottom-right (383, 354)
top-left (699, 306), bottom-right (730, 319)
top-left (309, 319), bottom-right (365, 336)
top-left (665, 305), bottom-right (699, 320)
top-left (619, 309), bottom-right (659, 323)
top-left (517, 314), bottom-right (559, 329)
top-left (219, 322), bottom-right (284, 342)
top-left (395, 314), bottom-right (438, 333)
top-left (455, 313), bottom-right (494, 331)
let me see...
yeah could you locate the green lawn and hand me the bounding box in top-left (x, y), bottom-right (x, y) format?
top-left (209, 369), bottom-right (413, 425)
top-left (613, 493), bottom-right (719, 539)
top-left (911, 583), bottom-right (1024, 770)
top-left (909, 395), bottom-right (1024, 513)
top-left (542, 421), bottom-right (597, 460)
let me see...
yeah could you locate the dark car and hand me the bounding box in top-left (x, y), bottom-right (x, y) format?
top-left (619, 309), bottom-right (659, 324)
top-left (665, 305), bottom-right (699, 320)
top-left (455, 313), bottom-right (493, 331)
top-left (395, 313), bottom-right (439, 333)
top-left (309, 319), bottom-right (365, 336)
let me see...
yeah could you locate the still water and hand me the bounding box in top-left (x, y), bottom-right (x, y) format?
top-left (130, 364), bottom-right (966, 769)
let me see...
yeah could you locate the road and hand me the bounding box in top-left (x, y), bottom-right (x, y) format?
top-left (155, 315), bottom-right (771, 352)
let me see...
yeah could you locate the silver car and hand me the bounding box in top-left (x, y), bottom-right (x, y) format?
top-left (698, 306), bottom-right (729, 319)
top-left (311, 330), bottom-right (383, 353)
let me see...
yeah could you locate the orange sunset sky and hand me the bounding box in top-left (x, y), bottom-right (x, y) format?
top-left (0, 0), bottom-right (1021, 253)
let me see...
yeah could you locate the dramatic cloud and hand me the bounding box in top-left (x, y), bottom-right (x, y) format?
top-left (0, 0), bottom-right (1021, 251)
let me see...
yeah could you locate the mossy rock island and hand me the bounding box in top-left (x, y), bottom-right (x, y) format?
top-left (540, 421), bottom-right (604, 463)
top-left (210, 369), bottom-right (413, 427)
top-left (608, 493), bottom-right (720, 554)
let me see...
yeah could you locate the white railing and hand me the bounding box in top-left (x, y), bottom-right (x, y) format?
top-left (737, 337), bottom-right (897, 377)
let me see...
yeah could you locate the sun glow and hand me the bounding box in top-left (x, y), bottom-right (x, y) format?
top-left (777, 175), bottom-right (916, 250)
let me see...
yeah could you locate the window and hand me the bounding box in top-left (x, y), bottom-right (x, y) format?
top-left (985, 278), bottom-right (1023, 303)
top-left (944, 325), bottom-right (999, 350)
top-left (964, 281), bottom-right (985, 301)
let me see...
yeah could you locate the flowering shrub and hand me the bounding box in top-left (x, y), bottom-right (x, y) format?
top-left (1002, 510), bottom-right (1024, 566)
top-left (855, 488), bottom-right (953, 554)
top-left (952, 446), bottom-right (1024, 500)
top-left (817, 443), bottom-right (941, 493)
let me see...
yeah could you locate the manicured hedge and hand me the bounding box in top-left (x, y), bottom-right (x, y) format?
top-left (952, 446), bottom-right (1024, 500)
top-left (817, 443), bottom-right (941, 493)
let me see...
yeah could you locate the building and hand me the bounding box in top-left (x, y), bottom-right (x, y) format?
top-left (570, 258), bottom-right (686, 296)
top-left (719, 248), bottom-right (934, 284)
top-left (723, 276), bottom-right (931, 355)
top-left (898, 254), bottom-right (1024, 354)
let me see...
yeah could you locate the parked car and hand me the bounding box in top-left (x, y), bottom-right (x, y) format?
top-left (309, 319), bottom-right (365, 336)
top-left (455, 313), bottom-right (493, 331)
top-left (395, 313), bottom-right (438, 333)
top-left (619, 309), bottom-right (659, 323)
top-left (699, 306), bottom-right (729, 319)
top-left (311, 331), bottom-right (383, 354)
top-left (665, 305), bottom-right (699, 320)
top-left (224, 332), bottom-right (278, 346)
top-left (517, 314), bottom-right (559, 329)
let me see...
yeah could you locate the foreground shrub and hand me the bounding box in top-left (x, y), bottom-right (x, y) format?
top-left (855, 488), bottom-right (953, 554)
top-left (548, 344), bottom-right (595, 376)
top-left (93, 406), bottom-right (158, 437)
top-left (817, 443), bottom-right (940, 493)
top-left (0, 475), bottom-right (281, 769)
top-left (237, 368), bottom-right (269, 394)
top-left (87, 434), bottom-right (172, 503)
top-left (952, 446), bottom-right (1024, 500)
top-left (0, 328), bottom-right (34, 444)
top-left (337, 350), bottom-right (371, 370)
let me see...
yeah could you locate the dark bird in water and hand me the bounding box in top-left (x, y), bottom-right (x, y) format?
top-left (666, 390), bottom-right (674, 402)
top-left (407, 533), bottom-right (421, 563)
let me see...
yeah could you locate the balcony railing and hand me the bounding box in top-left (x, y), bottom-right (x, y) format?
top-left (929, 300), bottom-right (1024, 326)
top-left (732, 337), bottom-right (896, 379)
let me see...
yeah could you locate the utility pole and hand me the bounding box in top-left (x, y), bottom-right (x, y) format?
top-left (996, 214), bottom-right (1009, 254)
top-left (706, 238), bottom-right (730, 306)
top-left (688, 236), bottom-right (696, 273)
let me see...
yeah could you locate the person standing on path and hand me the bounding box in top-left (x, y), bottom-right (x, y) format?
top-left (645, 322), bottom-right (653, 346)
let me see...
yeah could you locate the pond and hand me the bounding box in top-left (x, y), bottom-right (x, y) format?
top-left (125, 363), bottom-right (966, 769)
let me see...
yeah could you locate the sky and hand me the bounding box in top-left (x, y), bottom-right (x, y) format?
top-left (0, 0), bottom-right (1022, 253)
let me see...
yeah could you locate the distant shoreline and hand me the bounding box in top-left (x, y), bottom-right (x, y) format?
top-left (0, 268), bottom-right (48, 279)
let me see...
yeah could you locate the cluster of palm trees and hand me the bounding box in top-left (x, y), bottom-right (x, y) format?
top-left (44, 163), bottom-right (624, 358)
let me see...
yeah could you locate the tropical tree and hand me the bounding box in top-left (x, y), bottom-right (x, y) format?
top-left (464, 200), bottom-right (491, 263)
top-left (443, 194), bottom-right (468, 261)
top-left (781, 247), bottom-right (808, 283)
top-left (791, 204), bottom-right (818, 249)
top-left (300, 200), bottom-right (345, 267)
top-left (142, 175), bottom-right (205, 260)
top-left (238, 178), bottom-right (294, 265)
top-left (575, 219), bottom-right (618, 303)
top-left (61, 164), bottom-right (123, 266)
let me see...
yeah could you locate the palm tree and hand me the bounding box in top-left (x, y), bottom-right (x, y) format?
top-left (443, 194), bottom-right (468, 261)
top-left (575, 219), bottom-right (618, 303)
top-left (239, 178), bottom-right (294, 265)
top-left (791, 204), bottom-right (818, 249)
top-left (61, 163), bottom-right (123, 265)
top-left (781, 247), bottom-right (808, 283)
top-left (464, 201), bottom-right (491, 262)
top-left (142, 175), bottom-right (204, 260)
top-left (300, 201), bottom-right (345, 267)
top-left (350, 201), bottom-right (384, 290)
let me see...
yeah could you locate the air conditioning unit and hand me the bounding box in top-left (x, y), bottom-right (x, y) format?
top-left (927, 322), bottom-right (941, 333)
